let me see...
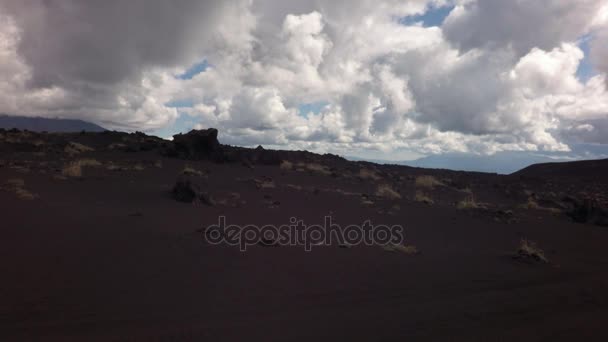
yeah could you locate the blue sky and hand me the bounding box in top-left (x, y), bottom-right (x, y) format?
top-left (577, 34), bottom-right (597, 82)
top-left (399, 4), bottom-right (453, 27)
top-left (177, 60), bottom-right (209, 80)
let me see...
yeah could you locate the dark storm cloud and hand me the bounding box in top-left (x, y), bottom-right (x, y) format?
top-left (1, 0), bottom-right (224, 89)
top-left (444, 0), bottom-right (603, 56)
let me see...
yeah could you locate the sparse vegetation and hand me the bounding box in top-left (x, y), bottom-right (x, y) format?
top-left (3, 178), bottom-right (38, 200)
top-left (154, 160), bottom-right (163, 168)
top-left (15, 187), bottom-right (37, 200)
top-left (182, 165), bottom-right (205, 177)
top-left (108, 143), bottom-right (127, 150)
top-left (375, 184), bottom-right (402, 200)
top-left (62, 159), bottom-right (102, 178)
top-left (516, 239), bottom-right (548, 263)
top-left (382, 244), bottom-right (419, 255)
top-left (415, 191), bottom-right (434, 205)
top-left (359, 168), bottom-right (382, 181)
top-left (64, 142), bottom-right (94, 156)
top-left (415, 175), bottom-right (443, 189)
top-left (254, 178), bottom-right (276, 189)
top-left (302, 163), bottom-right (331, 175)
top-left (6, 178), bottom-right (25, 188)
top-left (457, 196), bottom-right (483, 210)
top-left (520, 197), bottom-right (561, 214)
top-left (280, 160), bottom-right (293, 171)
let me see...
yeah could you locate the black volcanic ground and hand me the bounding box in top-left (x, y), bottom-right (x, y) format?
top-left (1, 128), bottom-right (608, 341)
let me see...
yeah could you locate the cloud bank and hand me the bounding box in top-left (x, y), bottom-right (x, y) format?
top-left (1, 0), bottom-right (608, 156)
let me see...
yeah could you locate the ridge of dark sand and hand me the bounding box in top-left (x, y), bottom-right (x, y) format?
top-left (1, 130), bottom-right (608, 341)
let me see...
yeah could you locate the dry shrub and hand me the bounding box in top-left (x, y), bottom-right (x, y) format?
top-left (376, 184), bottom-right (402, 200)
top-left (15, 187), bottom-right (37, 200)
top-left (65, 142), bottom-right (94, 156)
top-left (415, 175), bottom-right (443, 189)
top-left (62, 159), bottom-right (102, 178)
top-left (303, 163), bottom-right (331, 175)
top-left (255, 178), bottom-right (276, 189)
top-left (106, 163), bottom-right (123, 171)
top-left (280, 160), bottom-right (293, 171)
top-left (108, 143), bottom-right (127, 150)
top-left (517, 239), bottom-right (548, 263)
top-left (457, 196), bottom-right (482, 210)
top-left (3, 178), bottom-right (38, 200)
top-left (383, 244), bottom-right (419, 255)
top-left (182, 165), bottom-right (205, 177)
top-left (520, 197), bottom-right (561, 214)
top-left (284, 184), bottom-right (303, 191)
top-left (415, 191), bottom-right (434, 205)
top-left (359, 168), bottom-right (382, 181)
top-left (6, 178), bottom-right (25, 188)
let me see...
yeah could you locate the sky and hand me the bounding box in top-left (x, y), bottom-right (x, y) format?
top-left (1, 0), bottom-right (608, 166)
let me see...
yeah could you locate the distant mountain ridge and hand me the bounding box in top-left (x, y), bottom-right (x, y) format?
top-left (514, 158), bottom-right (608, 182)
top-left (0, 115), bottom-right (106, 133)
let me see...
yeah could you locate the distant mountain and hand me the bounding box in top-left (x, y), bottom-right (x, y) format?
top-left (514, 158), bottom-right (608, 182)
top-left (348, 144), bottom-right (608, 175)
top-left (0, 115), bottom-right (106, 133)
top-left (403, 152), bottom-right (560, 174)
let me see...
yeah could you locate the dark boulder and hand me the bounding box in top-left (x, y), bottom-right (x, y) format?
top-left (564, 197), bottom-right (608, 227)
top-left (171, 176), bottom-right (214, 205)
top-left (171, 129), bottom-right (224, 161)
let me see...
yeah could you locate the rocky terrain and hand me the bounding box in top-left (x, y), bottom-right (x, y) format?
top-left (1, 127), bottom-right (608, 341)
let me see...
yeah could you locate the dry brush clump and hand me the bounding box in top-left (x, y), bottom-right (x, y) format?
top-left (280, 160), bottom-right (294, 171)
top-left (382, 244), bottom-right (420, 255)
top-left (359, 168), bottom-right (382, 181)
top-left (520, 197), bottom-right (562, 214)
top-left (254, 178), bottom-right (276, 189)
top-left (457, 196), bottom-right (484, 210)
top-left (515, 239), bottom-right (548, 263)
top-left (3, 178), bottom-right (38, 200)
top-left (302, 162), bottom-right (332, 175)
top-left (415, 175), bottom-right (443, 189)
top-left (64, 142), bottom-right (94, 156)
top-left (61, 159), bottom-right (102, 178)
top-left (375, 184), bottom-right (402, 200)
top-left (415, 191), bottom-right (434, 205)
top-left (182, 165), bottom-right (206, 177)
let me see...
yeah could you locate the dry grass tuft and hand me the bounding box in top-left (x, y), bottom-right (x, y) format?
top-left (359, 168), bottom-right (382, 181)
top-left (280, 160), bottom-right (293, 171)
top-left (182, 165), bottom-right (205, 177)
top-left (255, 178), bottom-right (276, 189)
top-left (383, 244), bottom-right (420, 255)
top-left (375, 184), bottom-right (402, 200)
top-left (415, 191), bottom-right (434, 205)
top-left (108, 143), bottom-right (127, 150)
top-left (6, 178), bottom-right (25, 188)
top-left (106, 163), bottom-right (123, 171)
top-left (62, 159), bottom-right (102, 178)
top-left (517, 239), bottom-right (548, 263)
top-left (520, 197), bottom-right (561, 214)
top-left (457, 196), bottom-right (483, 210)
top-left (303, 163), bottom-right (332, 175)
top-left (15, 187), bottom-right (37, 200)
top-left (3, 178), bottom-right (38, 200)
top-left (415, 175), bottom-right (443, 189)
top-left (65, 142), bottom-right (94, 156)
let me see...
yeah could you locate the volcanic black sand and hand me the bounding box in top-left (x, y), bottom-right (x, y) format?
top-left (2, 128), bottom-right (608, 341)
